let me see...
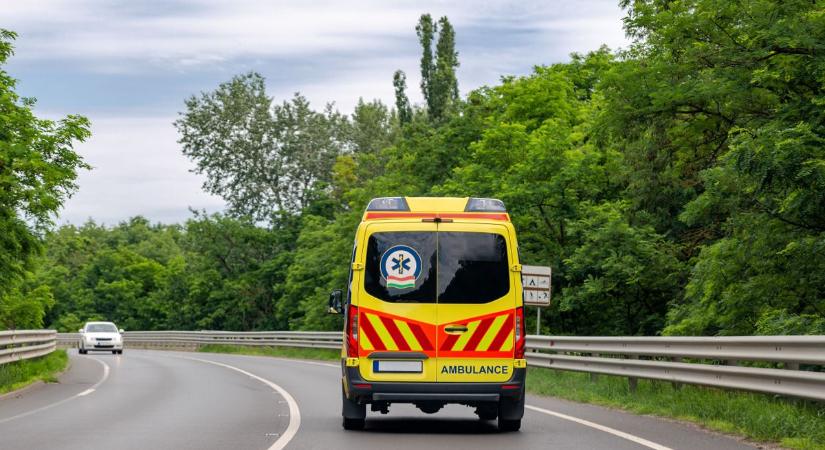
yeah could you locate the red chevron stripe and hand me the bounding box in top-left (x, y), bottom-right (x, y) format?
top-left (464, 317), bottom-right (495, 351)
top-left (440, 333), bottom-right (460, 351)
top-left (359, 313), bottom-right (385, 351)
top-left (488, 314), bottom-right (514, 351)
top-left (408, 323), bottom-right (433, 350)
top-left (380, 316), bottom-right (411, 351)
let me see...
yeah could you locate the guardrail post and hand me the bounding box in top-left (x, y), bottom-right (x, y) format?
top-left (785, 362), bottom-right (800, 370)
top-left (628, 355), bottom-right (638, 393)
top-left (588, 354), bottom-right (599, 382)
top-left (671, 357), bottom-right (682, 390)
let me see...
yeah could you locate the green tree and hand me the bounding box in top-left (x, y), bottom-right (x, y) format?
top-left (416, 14), bottom-right (436, 115)
top-left (608, 0), bottom-right (825, 335)
top-left (392, 70), bottom-right (412, 125)
top-left (0, 29), bottom-right (90, 329)
top-left (175, 73), bottom-right (348, 219)
top-left (432, 16), bottom-right (459, 115)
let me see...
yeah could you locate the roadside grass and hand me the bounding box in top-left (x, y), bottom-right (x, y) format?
top-left (198, 344), bottom-right (339, 361)
top-left (0, 350), bottom-right (69, 395)
top-left (528, 367), bottom-right (825, 450)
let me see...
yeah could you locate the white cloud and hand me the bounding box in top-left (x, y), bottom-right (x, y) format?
top-left (57, 116), bottom-right (225, 225)
top-left (5, 0), bottom-right (630, 225)
top-left (4, 0), bottom-right (626, 73)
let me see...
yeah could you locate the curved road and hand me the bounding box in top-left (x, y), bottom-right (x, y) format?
top-left (0, 350), bottom-right (757, 450)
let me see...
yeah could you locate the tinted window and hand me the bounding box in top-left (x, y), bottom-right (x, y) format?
top-left (86, 324), bottom-right (118, 332)
top-left (438, 232), bottom-right (510, 303)
top-left (364, 232), bottom-right (437, 303)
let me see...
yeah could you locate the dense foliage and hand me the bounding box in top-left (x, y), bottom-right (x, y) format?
top-left (4, 3), bottom-right (824, 336)
top-left (0, 30), bottom-right (90, 329)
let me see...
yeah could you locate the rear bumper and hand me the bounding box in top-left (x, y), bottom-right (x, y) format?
top-left (343, 365), bottom-right (526, 404)
top-left (81, 342), bottom-right (123, 350)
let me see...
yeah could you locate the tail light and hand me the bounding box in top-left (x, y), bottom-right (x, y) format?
top-left (346, 304), bottom-right (359, 357)
top-left (514, 307), bottom-right (526, 359)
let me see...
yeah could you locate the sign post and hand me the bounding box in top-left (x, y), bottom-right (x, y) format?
top-left (521, 265), bottom-right (552, 335)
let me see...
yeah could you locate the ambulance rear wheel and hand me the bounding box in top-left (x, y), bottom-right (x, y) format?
top-left (343, 417), bottom-right (365, 430)
top-left (341, 387), bottom-right (366, 430)
top-left (475, 405), bottom-right (498, 420)
top-left (498, 418), bottom-right (521, 432)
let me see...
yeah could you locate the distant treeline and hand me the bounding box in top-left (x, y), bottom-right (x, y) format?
top-left (4, 2), bottom-right (824, 335)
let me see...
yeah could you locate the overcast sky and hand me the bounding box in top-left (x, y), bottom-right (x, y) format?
top-left (2, 0), bottom-right (629, 225)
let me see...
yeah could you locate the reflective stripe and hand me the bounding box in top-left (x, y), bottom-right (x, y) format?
top-left (477, 314), bottom-right (508, 352)
top-left (359, 327), bottom-right (375, 351)
top-left (395, 320), bottom-right (423, 351)
top-left (381, 316), bottom-right (410, 351)
top-left (360, 313), bottom-right (385, 351)
top-left (408, 323), bottom-right (433, 351)
top-left (440, 333), bottom-right (460, 351)
top-left (464, 317), bottom-right (495, 351)
top-left (451, 320), bottom-right (480, 351)
top-left (368, 314), bottom-right (398, 351)
top-left (488, 314), bottom-right (514, 351)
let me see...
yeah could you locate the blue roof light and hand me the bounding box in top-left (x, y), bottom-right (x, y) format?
top-left (366, 197), bottom-right (410, 211)
top-left (465, 198), bottom-right (507, 212)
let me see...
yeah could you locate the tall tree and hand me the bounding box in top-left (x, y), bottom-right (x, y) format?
top-left (175, 72), bottom-right (349, 219)
top-left (432, 16), bottom-right (459, 116)
top-left (414, 14), bottom-right (460, 121)
top-left (392, 70), bottom-right (412, 125)
top-left (0, 29), bottom-right (90, 328)
top-left (415, 14), bottom-right (437, 115)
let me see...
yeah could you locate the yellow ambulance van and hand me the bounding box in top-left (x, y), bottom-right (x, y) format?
top-left (328, 197), bottom-right (526, 432)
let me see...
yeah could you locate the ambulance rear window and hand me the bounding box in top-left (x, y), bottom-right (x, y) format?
top-left (437, 232), bottom-right (510, 303)
top-left (364, 232), bottom-right (437, 303)
top-left (364, 231), bottom-right (509, 304)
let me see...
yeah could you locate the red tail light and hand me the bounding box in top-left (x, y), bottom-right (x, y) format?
top-left (346, 304), bottom-right (359, 357)
top-left (514, 307), bottom-right (526, 359)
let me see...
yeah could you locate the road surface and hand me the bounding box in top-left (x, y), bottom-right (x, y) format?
top-left (0, 349), bottom-right (757, 450)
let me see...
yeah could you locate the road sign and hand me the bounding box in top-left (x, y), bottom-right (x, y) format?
top-left (522, 265), bottom-right (551, 307)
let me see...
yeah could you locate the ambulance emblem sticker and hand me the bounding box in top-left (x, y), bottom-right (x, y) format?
top-left (380, 245), bottom-right (422, 290)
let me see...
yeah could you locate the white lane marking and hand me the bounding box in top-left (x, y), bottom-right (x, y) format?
top-left (526, 404), bottom-right (674, 450)
top-left (193, 351), bottom-right (339, 369)
top-left (0, 357), bottom-right (110, 425)
top-left (182, 357), bottom-right (301, 450)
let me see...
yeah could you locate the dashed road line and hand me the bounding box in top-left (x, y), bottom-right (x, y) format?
top-left (0, 357), bottom-right (110, 425)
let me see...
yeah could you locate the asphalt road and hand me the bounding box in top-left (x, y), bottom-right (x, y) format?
top-left (0, 349), bottom-right (758, 450)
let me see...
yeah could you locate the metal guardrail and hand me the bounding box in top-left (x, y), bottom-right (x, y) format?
top-left (0, 330), bottom-right (57, 366)
top-left (56, 331), bottom-right (825, 402)
top-left (58, 331), bottom-right (342, 350)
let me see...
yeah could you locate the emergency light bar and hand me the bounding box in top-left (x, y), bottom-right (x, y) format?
top-left (465, 198), bottom-right (507, 212)
top-left (366, 197), bottom-right (410, 211)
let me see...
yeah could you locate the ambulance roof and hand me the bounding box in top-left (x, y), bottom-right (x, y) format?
top-left (362, 197), bottom-right (510, 222)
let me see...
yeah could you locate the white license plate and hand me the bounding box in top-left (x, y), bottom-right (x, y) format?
top-left (373, 360), bottom-right (422, 373)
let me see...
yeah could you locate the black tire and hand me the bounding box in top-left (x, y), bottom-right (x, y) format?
top-left (497, 389), bottom-right (525, 432)
top-left (79, 348), bottom-right (86, 355)
top-left (341, 387), bottom-right (366, 430)
top-left (498, 419), bottom-right (521, 432)
top-left (476, 405), bottom-right (498, 421)
top-left (112, 350), bottom-right (118, 354)
top-left (342, 417), bottom-right (365, 430)
top-left (118, 350), bottom-right (123, 354)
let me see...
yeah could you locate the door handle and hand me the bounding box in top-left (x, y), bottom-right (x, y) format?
top-left (445, 325), bottom-right (468, 333)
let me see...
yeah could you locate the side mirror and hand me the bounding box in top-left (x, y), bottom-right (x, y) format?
top-left (78, 328), bottom-right (84, 333)
top-left (119, 329), bottom-right (125, 333)
top-left (328, 289), bottom-right (344, 314)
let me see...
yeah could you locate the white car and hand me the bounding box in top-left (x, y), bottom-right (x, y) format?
top-left (78, 322), bottom-right (124, 354)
